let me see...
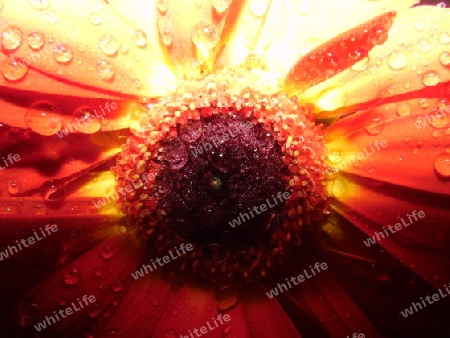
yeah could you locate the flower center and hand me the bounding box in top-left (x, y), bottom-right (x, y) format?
top-left (156, 114), bottom-right (288, 246)
top-left (114, 72), bottom-right (330, 284)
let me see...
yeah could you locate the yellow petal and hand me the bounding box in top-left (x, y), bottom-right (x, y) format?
top-left (0, 0), bottom-right (176, 97)
top-left (305, 6), bottom-right (450, 112)
top-left (155, 0), bottom-right (231, 78)
top-left (219, 0), bottom-right (417, 77)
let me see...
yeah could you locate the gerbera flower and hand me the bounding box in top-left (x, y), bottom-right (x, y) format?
top-left (1, 0), bottom-right (450, 336)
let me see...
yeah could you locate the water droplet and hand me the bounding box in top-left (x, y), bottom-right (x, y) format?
top-left (7, 180), bottom-right (21, 195)
top-left (156, 0), bottom-right (169, 13)
top-left (212, 0), bottom-right (231, 13)
top-left (33, 203), bottom-right (48, 216)
top-left (98, 34), bottom-right (118, 56)
top-left (297, 0), bottom-right (316, 15)
top-left (417, 38), bottom-right (432, 53)
top-left (101, 246), bottom-right (115, 260)
top-left (430, 111), bottom-right (450, 129)
top-left (25, 102), bottom-right (62, 136)
top-left (387, 52), bottom-right (408, 70)
top-left (89, 304), bottom-right (101, 318)
top-left (434, 153), bottom-right (450, 178)
top-left (216, 286), bottom-right (238, 310)
top-left (112, 280), bottom-right (123, 292)
top-left (396, 102), bottom-right (411, 116)
top-left (422, 70), bottom-right (441, 87)
top-left (327, 148), bottom-right (343, 164)
top-left (418, 99), bottom-right (429, 109)
top-left (364, 114), bottom-right (384, 135)
top-left (2, 57), bottom-right (28, 82)
top-left (171, 308), bottom-right (179, 316)
top-left (63, 266), bottom-right (82, 285)
top-left (250, 0), bottom-right (270, 17)
top-left (72, 107), bottom-right (102, 134)
top-left (28, 0), bottom-right (49, 9)
top-left (97, 59), bottom-right (115, 81)
top-left (439, 51), bottom-right (450, 68)
top-left (94, 266), bottom-right (103, 277)
top-left (331, 178), bottom-right (346, 198)
top-left (53, 43), bottom-right (73, 64)
top-left (44, 11), bottom-right (58, 25)
top-left (438, 32), bottom-right (450, 45)
top-left (90, 12), bottom-right (102, 25)
top-left (158, 17), bottom-right (172, 46)
top-left (133, 29), bottom-right (147, 48)
top-left (27, 31), bottom-right (45, 50)
top-left (43, 180), bottom-right (66, 201)
top-left (192, 22), bottom-right (218, 56)
top-left (1, 26), bottom-right (23, 52)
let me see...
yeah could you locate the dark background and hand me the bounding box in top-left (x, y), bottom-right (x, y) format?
top-left (420, 0), bottom-right (447, 5)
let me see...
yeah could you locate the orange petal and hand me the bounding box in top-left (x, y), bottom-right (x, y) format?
top-left (0, 0), bottom-right (176, 97)
top-left (219, 0), bottom-right (417, 76)
top-left (155, 0), bottom-right (231, 78)
top-left (305, 6), bottom-right (450, 112)
top-left (284, 11), bottom-right (396, 94)
top-left (326, 100), bottom-right (450, 195)
top-left (328, 175), bottom-right (450, 287)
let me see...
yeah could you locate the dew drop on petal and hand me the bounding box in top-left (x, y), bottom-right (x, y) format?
top-left (364, 114), bottom-right (384, 135)
top-left (100, 246), bottom-right (115, 260)
top-left (430, 111), bottom-right (450, 129)
top-left (7, 180), bottom-right (21, 195)
top-left (216, 286), bottom-right (238, 310)
top-left (90, 12), bottom-right (102, 25)
top-left (297, 0), bottom-right (316, 15)
top-left (27, 31), bottom-right (45, 50)
top-left (53, 43), bottom-right (73, 64)
top-left (94, 266), bottom-right (103, 277)
top-left (44, 11), bottom-right (58, 25)
top-left (112, 280), bottom-right (123, 292)
top-left (63, 266), bottom-right (82, 285)
top-left (212, 0), bottom-right (231, 13)
top-left (73, 107), bottom-right (102, 134)
top-left (387, 52), bottom-right (408, 70)
top-left (439, 51), bottom-right (450, 68)
top-left (133, 29), bottom-right (147, 48)
top-left (250, 0), bottom-right (270, 17)
top-left (327, 148), bottom-right (343, 164)
top-left (330, 178), bottom-right (346, 199)
top-left (2, 57), bottom-right (28, 82)
top-left (158, 17), bottom-right (172, 46)
top-left (434, 153), bottom-right (450, 178)
top-left (97, 59), bottom-right (115, 81)
top-left (43, 180), bottom-right (66, 201)
top-left (28, 0), bottom-right (50, 10)
top-left (438, 32), bottom-right (450, 45)
top-left (33, 203), bottom-right (48, 216)
top-left (422, 70), bottom-right (441, 87)
top-left (25, 102), bottom-right (62, 136)
top-left (89, 304), bottom-right (101, 318)
top-left (1, 26), bottom-right (23, 52)
top-left (156, 0), bottom-right (169, 13)
top-left (98, 34), bottom-right (119, 56)
top-left (417, 38), bottom-right (432, 53)
top-left (396, 102), bottom-right (411, 116)
top-left (192, 22), bottom-right (218, 56)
